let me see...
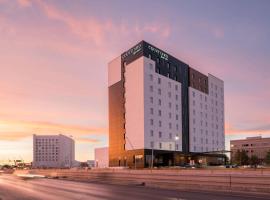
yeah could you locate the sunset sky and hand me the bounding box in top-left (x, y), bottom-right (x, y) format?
top-left (0, 0), bottom-right (269, 163)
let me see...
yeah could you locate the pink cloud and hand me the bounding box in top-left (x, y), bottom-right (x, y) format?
top-left (213, 27), bottom-right (224, 39)
top-left (196, 20), bottom-right (225, 39)
top-left (0, 119), bottom-right (107, 141)
top-left (34, 0), bottom-right (171, 49)
top-left (17, 0), bottom-right (31, 7)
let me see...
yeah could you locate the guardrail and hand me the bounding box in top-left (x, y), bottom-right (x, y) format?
top-left (14, 169), bottom-right (270, 194)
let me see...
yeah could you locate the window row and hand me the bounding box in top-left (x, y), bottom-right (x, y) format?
top-left (150, 141), bottom-right (179, 150)
top-left (150, 119), bottom-right (180, 130)
top-left (192, 146), bottom-right (220, 152)
top-left (192, 136), bottom-right (222, 145)
top-left (149, 97), bottom-right (180, 109)
top-left (150, 107), bottom-right (179, 115)
top-left (192, 128), bottom-right (224, 136)
top-left (191, 110), bottom-right (223, 122)
top-left (149, 74), bottom-right (179, 90)
top-left (149, 86), bottom-right (179, 100)
top-left (192, 119), bottom-right (222, 129)
top-left (149, 130), bottom-right (180, 139)
top-left (210, 83), bottom-right (223, 93)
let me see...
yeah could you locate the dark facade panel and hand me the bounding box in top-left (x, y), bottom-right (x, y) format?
top-left (189, 67), bottom-right (209, 94)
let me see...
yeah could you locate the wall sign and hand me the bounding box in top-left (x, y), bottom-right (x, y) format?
top-left (148, 45), bottom-right (168, 61)
top-left (122, 43), bottom-right (142, 59)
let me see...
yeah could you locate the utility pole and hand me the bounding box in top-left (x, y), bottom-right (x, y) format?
top-left (151, 148), bottom-right (154, 169)
top-left (174, 135), bottom-right (180, 166)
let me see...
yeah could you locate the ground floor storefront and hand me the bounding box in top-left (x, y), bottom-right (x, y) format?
top-left (109, 149), bottom-right (227, 168)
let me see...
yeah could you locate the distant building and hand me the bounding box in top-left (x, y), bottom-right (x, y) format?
top-left (33, 134), bottom-right (75, 168)
top-left (94, 147), bottom-right (109, 168)
top-left (230, 136), bottom-right (270, 163)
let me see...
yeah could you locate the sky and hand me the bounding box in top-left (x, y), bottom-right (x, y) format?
top-left (0, 0), bottom-right (269, 163)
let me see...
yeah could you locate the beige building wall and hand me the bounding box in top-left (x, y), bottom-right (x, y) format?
top-left (230, 136), bottom-right (270, 161)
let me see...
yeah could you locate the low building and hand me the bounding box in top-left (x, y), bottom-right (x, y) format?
top-left (230, 136), bottom-right (270, 163)
top-left (94, 147), bottom-right (109, 168)
top-left (33, 134), bottom-right (75, 168)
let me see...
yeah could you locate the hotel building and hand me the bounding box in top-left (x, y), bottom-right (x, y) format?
top-left (33, 134), bottom-right (75, 168)
top-left (108, 41), bottom-right (225, 168)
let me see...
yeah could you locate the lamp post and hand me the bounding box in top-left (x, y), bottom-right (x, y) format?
top-left (174, 135), bottom-right (179, 166)
top-left (151, 147), bottom-right (154, 169)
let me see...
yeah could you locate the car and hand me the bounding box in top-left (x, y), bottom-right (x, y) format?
top-left (225, 164), bottom-right (238, 168)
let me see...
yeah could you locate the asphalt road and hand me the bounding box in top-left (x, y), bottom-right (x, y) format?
top-left (0, 174), bottom-right (269, 200)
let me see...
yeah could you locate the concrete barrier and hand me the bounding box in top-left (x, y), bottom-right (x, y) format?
top-left (14, 168), bottom-right (270, 194)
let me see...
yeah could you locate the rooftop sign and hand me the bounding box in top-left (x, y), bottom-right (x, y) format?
top-left (148, 45), bottom-right (168, 61)
top-left (121, 43), bottom-right (142, 59)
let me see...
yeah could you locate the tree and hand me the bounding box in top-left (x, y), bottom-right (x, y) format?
top-left (233, 149), bottom-right (241, 165)
top-left (240, 150), bottom-right (249, 165)
top-left (249, 155), bottom-right (260, 167)
top-left (233, 150), bottom-right (249, 165)
top-left (265, 151), bottom-right (270, 165)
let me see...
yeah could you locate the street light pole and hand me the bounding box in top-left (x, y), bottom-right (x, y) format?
top-left (151, 148), bottom-right (154, 169)
top-left (174, 135), bottom-right (179, 166)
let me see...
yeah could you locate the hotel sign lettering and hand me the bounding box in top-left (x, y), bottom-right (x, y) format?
top-left (121, 43), bottom-right (142, 59)
top-left (148, 45), bottom-right (168, 61)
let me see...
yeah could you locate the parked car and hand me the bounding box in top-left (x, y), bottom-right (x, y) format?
top-left (225, 164), bottom-right (238, 168)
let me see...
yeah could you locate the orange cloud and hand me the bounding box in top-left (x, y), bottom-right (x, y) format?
top-left (0, 119), bottom-right (107, 141)
top-left (76, 137), bottom-right (100, 143)
top-left (225, 123), bottom-right (270, 136)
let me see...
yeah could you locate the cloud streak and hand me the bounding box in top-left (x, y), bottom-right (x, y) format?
top-left (34, 0), bottom-right (171, 50)
top-left (225, 123), bottom-right (270, 136)
top-left (0, 120), bottom-right (107, 141)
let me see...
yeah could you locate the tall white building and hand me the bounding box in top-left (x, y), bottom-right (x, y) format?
top-left (33, 134), bottom-right (75, 168)
top-left (108, 41), bottom-right (225, 168)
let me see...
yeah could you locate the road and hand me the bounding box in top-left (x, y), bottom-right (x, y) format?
top-left (0, 174), bottom-right (269, 200)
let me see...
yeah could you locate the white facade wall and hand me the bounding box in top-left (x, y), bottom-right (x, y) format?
top-left (33, 134), bottom-right (75, 168)
top-left (125, 56), bottom-right (182, 151)
top-left (189, 74), bottom-right (225, 152)
top-left (125, 57), bottom-right (145, 150)
top-left (94, 147), bottom-right (109, 168)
